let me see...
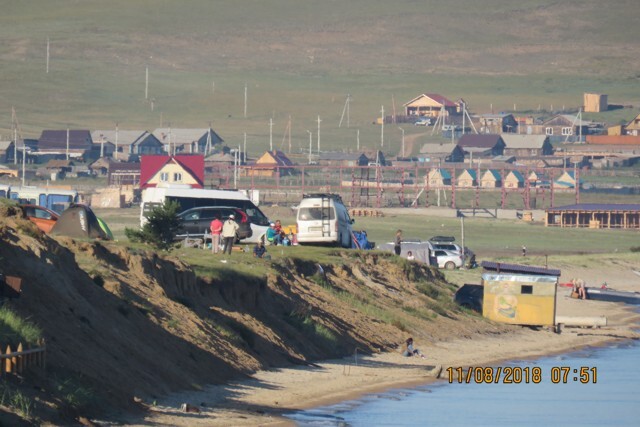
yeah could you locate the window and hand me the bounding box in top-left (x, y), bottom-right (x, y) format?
top-left (561, 127), bottom-right (573, 136)
top-left (545, 127), bottom-right (553, 135)
top-left (160, 172), bottom-right (169, 182)
top-left (298, 207), bottom-right (335, 220)
top-left (521, 285), bottom-right (533, 295)
top-left (173, 172), bottom-right (183, 182)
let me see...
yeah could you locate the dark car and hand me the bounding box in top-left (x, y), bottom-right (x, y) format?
top-left (454, 284), bottom-right (483, 313)
top-left (176, 206), bottom-right (252, 241)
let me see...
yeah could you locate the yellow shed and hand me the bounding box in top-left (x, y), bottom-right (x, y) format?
top-left (480, 262), bottom-right (559, 327)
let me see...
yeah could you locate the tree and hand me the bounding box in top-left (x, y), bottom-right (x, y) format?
top-left (125, 200), bottom-right (181, 251)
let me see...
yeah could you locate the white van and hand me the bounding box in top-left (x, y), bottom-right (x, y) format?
top-left (296, 194), bottom-right (354, 248)
top-left (140, 186), bottom-right (270, 243)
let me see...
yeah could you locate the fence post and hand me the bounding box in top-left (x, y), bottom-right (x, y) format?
top-left (5, 345), bottom-right (13, 374)
top-left (16, 343), bottom-right (23, 373)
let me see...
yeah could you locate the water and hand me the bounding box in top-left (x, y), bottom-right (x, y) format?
top-left (288, 341), bottom-right (640, 426)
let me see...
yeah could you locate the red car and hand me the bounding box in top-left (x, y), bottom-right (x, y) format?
top-left (20, 204), bottom-right (59, 233)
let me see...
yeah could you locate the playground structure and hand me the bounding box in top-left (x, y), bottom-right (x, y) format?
top-left (204, 164), bottom-right (583, 210)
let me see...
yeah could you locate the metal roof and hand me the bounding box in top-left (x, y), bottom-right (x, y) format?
top-left (481, 261), bottom-right (561, 277)
top-left (546, 203), bottom-right (640, 212)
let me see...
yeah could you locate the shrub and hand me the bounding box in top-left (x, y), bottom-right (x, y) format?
top-left (0, 307), bottom-right (43, 346)
top-left (125, 200), bottom-right (181, 251)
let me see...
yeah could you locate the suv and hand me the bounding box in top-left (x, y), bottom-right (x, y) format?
top-left (433, 249), bottom-right (463, 270)
top-left (176, 206), bottom-right (252, 241)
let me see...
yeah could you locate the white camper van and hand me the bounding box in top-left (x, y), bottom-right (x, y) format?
top-left (296, 194), bottom-right (354, 248)
top-left (140, 186), bottom-right (270, 243)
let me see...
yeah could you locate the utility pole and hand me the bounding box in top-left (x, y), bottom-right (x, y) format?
top-left (115, 123), bottom-right (119, 160)
top-left (12, 107), bottom-right (17, 165)
top-left (357, 129), bottom-right (360, 151)
top-left (398, 127), bottom-right (405, 158)
top-left (380, 105), bottom-right (385, 147)
top-left (46, 37), bottom-right (50, 73)
top-left (21, 143), bottom-right (26, 186)
top-left (244, 83), bottom-right (248, 118)
top-left (66, 127), bottom-right (70, 161)
top-left (307, 130), bottom-right (312, 164)
top-left (317, 115), bottom-right (322, 154)
top-left (243, 132), bottom-right (247, 163)
top-left (339, 94), bottom-right (351, 128)
top-left (460, 215), bottom-right (466, 268)
top-left (145, 66), bottom-right (149, 100)
top-left (269, 118), bottom-right (273, 151)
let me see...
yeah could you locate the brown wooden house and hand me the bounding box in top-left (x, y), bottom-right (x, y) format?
top-left (501, 134), bottom-right (553, 157)
top-left (248, 150), bottom-right (295, 177)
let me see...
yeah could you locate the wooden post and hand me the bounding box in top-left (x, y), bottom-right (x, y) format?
top-left (17, 343), bottom-right (23, 373)
top-left (6, 345), bottom-right (13, 374)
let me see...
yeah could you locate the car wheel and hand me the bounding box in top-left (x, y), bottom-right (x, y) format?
top-left (445, 261), bottom-right (456, 270)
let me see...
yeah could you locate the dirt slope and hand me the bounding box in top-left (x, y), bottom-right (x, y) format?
top-left (0, 206), bottom-right (510, 423)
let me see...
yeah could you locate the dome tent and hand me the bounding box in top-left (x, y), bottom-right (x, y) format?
top-left (51, 204), bottom-right (111, 240)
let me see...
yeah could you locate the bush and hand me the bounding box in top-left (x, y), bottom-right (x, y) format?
top-left (125, 200), bottom-right (181, 251)
top-left (0, 307), bottom-right (43, 346)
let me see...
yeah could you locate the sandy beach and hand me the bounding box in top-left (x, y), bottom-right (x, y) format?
top-left (125, 280), bottom-right (640, 427)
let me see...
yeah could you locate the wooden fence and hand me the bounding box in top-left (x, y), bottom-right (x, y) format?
top-left (0, 339), bottom-right (46, 377)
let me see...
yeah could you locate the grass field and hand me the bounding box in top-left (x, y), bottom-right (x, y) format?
top-left (2, 0), bottom-right (640, 158)
top-left (94, 205), bottom-right (640, 263)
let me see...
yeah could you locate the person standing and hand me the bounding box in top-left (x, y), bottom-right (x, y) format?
top-left (522, 245), bottom-right (527, 257)
top-left (394, 229), bottom-right (402, 256)
top-left (210, 215), bottom-right (223, 254)
top-left (221, 214), bottom-right (239, 255)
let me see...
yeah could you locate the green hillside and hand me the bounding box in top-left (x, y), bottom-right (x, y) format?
top-left (1, 0), bottom-right (639, 156)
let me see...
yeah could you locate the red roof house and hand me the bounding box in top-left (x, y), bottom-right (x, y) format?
top-left (140, 155), bottom-right (204, 189)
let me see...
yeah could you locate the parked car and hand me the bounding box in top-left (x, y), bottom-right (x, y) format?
top-left (433, 249), bottom-right (463, 270)
top-left (296, 193), bottom-right (354, 248)
top-left (429, 236), bottom-right (476, 268)
top-left (19, 204), bottom-right (59, 233)
top-left (454, 284), bottom-right (483, 312)
top-left (414, 117), bottom-right (432, 126)
top-left (176, 206), bottom-right (252, 241)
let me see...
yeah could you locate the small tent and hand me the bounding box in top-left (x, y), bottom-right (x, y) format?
top-left (51, 204), bottom-right (111, 240)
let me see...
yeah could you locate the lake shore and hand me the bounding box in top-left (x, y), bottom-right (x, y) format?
top-left (123, 283), bottom-right (640, 427)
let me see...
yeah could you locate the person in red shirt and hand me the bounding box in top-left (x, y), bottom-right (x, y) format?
top-left (210, 215), bottom-right (223, 254)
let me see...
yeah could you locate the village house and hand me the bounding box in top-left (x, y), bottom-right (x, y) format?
top-left (457, 169), bottom-right (478, 187)
top-left (88, 157), bottom-right (112, 176)
top-left (37, 130), bottom-right (93, 160)
top-left (108, 162), bottom-right (141, 186)
top-left (418, 143), bottom-right (465, 163)
top-left (247, 150), bottom-right (294, 177)
top-left (426, 168), bottom-right (452, 186)
top-left (480, 169), bottom-right (502, 188)
top-left (474, 113), bottom-right (518, 134)
top-left (403, 93), bottom-right (460, 118)
top-left (139, 155), bottom-right (205, 189)
top-left (38, 159), bottom-right (75, 178)
top-left (92, 130), bottom-right (164, 161)
top-left (556, 141), bottom-right (640, 168)
top-left (504, 170), bottom-right (525, 188)
top-left (554, 170), bottom-right (581, 189)
top-left (153, 128), bottom-right (223, 155)
top-left (501, 134), bottom-right (553, 157)
top-left (623, 113), bottom-right (640, 136)
top-left (457, 134), bottom-right (506, 159)
top-left (318, 152), bottom-right (369, 167)
top-left (530, 114), bottom-right (603, 143)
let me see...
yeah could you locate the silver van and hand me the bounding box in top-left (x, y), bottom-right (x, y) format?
top-left (296, 194), bottom-right (354, 247)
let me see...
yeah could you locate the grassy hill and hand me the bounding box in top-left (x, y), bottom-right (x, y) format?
top-left (1, 0), bottom-right (639, 156)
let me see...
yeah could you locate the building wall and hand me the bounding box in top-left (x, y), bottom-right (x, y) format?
top-left (147, 163), bottom-right (199, 186)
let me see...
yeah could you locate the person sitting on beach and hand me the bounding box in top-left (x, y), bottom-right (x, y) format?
top-left (571, 278), bottom-right (587, 300)
top-left (407, 251), bottom-right (415, 261)
top-left (402, 337), bottom-right (425, 358)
